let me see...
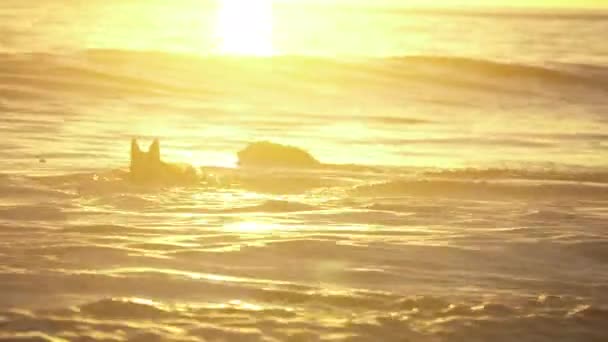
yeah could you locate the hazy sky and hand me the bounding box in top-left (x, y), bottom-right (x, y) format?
top-left (401, 0), bottom-right (608, 7)
top-left (280, 0), bottom-right (608, 8)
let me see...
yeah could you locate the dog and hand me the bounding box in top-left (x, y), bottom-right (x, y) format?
top-left (130, 139), bottom-right (198, 185)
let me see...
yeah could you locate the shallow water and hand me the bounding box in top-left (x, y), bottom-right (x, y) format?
top-left (1, 168), bottom-right (608, 341)
top-left (1, 2), bottom-right (608, 341)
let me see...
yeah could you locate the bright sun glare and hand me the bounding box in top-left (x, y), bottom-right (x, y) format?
top-left (215, 0), bottom-right (274, 56)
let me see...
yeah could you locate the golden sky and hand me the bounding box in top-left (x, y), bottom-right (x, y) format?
top-left (424, 0), bottom-right (608, 7)
top-left (279, 0), bottom-right (608, 8)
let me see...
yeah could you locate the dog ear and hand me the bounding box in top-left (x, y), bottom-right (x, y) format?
top-left (130, 139), bottom-right (142, 173)
top-left (149, 139), bottom-right (161, 163)
top-left (131, 138), bottom-right (142, 156)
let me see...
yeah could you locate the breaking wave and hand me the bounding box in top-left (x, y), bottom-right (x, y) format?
top-left (1, 49), bottom-right (607, 102)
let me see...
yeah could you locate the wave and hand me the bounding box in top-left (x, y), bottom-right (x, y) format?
top-left (383, 55), bottom-right (608, 89)
top-left (5, 136), bottom-right (608, 198)
top-left (422, 168), bottom-right (608, 184)
top-left (1, 49), bottom-right (606, 102)
top-left (221, 200), bottom-right (320, 214)
top-left (0, 51), bottom-right (218, 99)
top-left (1, 295), bottom-right (606, 342)
top-left (565, 241), bottom-right (608, 264)
top-left (8, 170), bottom-right (608, 205)
top-left (353, 178), bottom-right (608, 200)
top-left (0, 204), bottom-right (67, 221)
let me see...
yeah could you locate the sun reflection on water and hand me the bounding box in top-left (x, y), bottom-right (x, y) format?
top-left (129, 297), bottom-right (160, 307)
top-left (225, 221), bottom-right (283, 233)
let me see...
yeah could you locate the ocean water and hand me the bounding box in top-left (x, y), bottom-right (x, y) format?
top-left (1, 1), bottom-right (608, 341)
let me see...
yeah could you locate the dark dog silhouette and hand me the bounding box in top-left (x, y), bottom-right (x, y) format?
top-left (130, 139), bottom-right (197, 185)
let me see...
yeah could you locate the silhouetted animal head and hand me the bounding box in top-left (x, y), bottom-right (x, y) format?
top-left (130, 138), bottom-right (166, 184)
top-left (129, 139), bottom-right (198, 185)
